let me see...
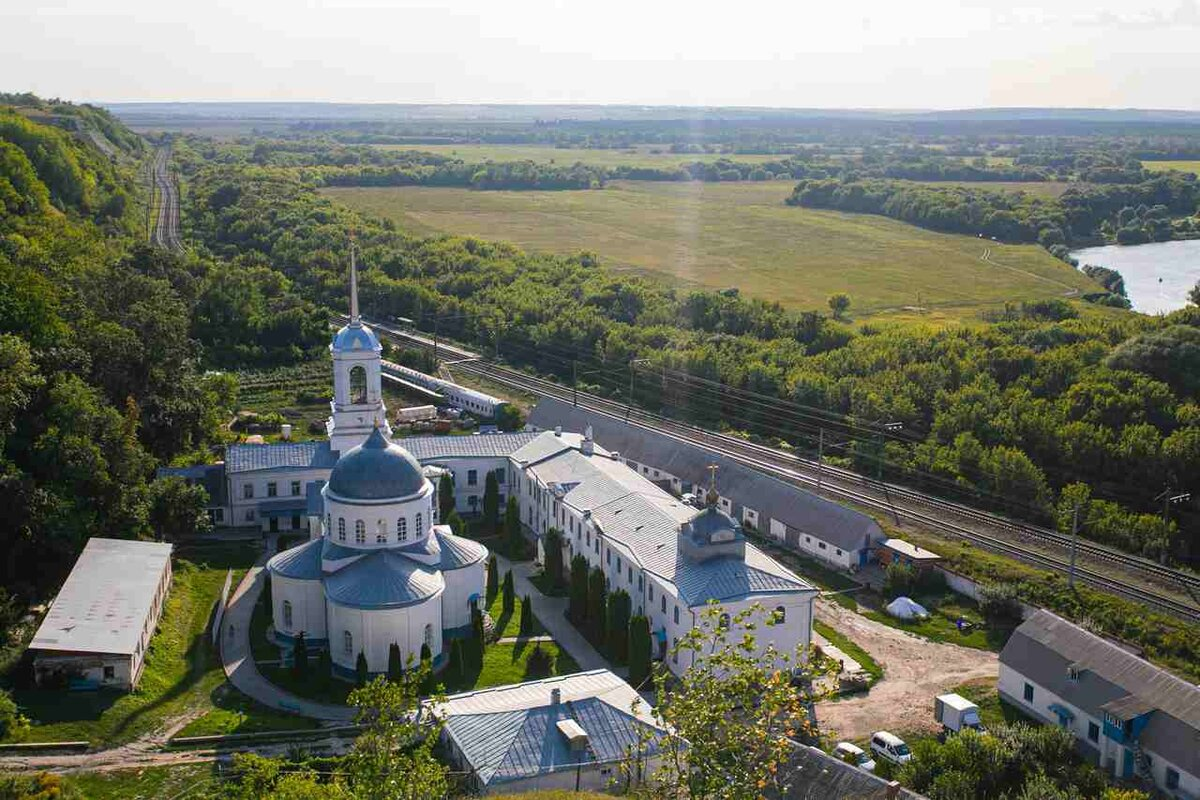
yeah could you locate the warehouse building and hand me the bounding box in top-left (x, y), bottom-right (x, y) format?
top-left (28, 538), bottom-right (173, 691)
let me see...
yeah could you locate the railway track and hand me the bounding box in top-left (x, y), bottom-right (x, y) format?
top-left (149, 146), bottom-right (182, 251)
top-left (357, 316), bottom-right (1200, 623)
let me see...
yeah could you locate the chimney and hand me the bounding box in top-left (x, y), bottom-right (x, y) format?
top-left (581, 425), bottom-right (594, 456)
top-left (554, 425), bottom-right (562, 437)
top-left (886, 781), bottom-right (901, 800)
top-left (551, 688), bottom-right (561, 705)
top-left (281, 423), bottom-right (292, 441)
top-left (610, 451), bottom-right (620, 461)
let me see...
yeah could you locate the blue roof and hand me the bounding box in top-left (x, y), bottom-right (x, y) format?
top-left (331, 322), bottom-right (380, 353)
top-left (227, 441), bottom-right (337, 474)
top-left (436, 530), bottom-right (488, 570)
top-left (327, 428), bottom-right (427, 501)
top-left (267, 537), bottom-right (324, 580)
top-left (324, 549), bottom-right (443, 609)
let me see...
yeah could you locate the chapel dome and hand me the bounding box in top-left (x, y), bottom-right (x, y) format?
top-left (331, 321), bottom-right (380, 353)
top-left (327, 427), bottom-right (427, 501)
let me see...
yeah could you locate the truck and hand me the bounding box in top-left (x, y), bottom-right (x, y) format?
top-left (935, 693), bottom-right (985, 735)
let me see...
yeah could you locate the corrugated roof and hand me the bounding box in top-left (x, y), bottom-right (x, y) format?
top-left (528, 398), bottom-right (883, 552)
top-left (324, 550), bottom-right (444, 609)
top-left (399, 431), bottom-right (541, 460)
top-left (227, 441), bottom-right (338, 474)
top-left (267, 537), bottom-right (324, 581)
top-left (435, 530), bottom-right (489, 570)
top-left (774, 744), bottom-right (926, 799)
top-left (881, 538), bottom-right (941, 561)
top-left (510, 430), bottom-right (587, 466)
top-left (30, 538), bottom-right (172, 656)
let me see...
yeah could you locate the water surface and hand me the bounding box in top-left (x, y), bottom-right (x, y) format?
top-left (1070, 240), bottom-right (1200, 315)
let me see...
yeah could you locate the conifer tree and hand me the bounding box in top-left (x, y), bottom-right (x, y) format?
top-left (544, 528), bottom-right (564, 587)
top-left (503, 496), bottom-right (523, 558)
top-left (355, 651), bottom-right (369, 686)
top-left (438, 473), bottom-right (455, 520)
top-left (628, 615), bottom-right (652, 687)
top-left (291, 631), bottom-right (309, 680)
top-left (486, 555), bottom-right (499, 603)
top-left (483, 470), bottom-right (500, 534)
top-left (568, 554), bottom-right (589, 622)
top-left (387, 642), bottom-right (403, 683)
top-left (606, 589), bottom-right (631, 662)
top-left (502, 569), bottom-right (515, 615)
top-left (315, 648), bottom-right (332, 690)
top-left (587, 566), bottom-right (607, 642)
top-left (447, 638), bottom-right (464, 683)
top-left (519, 595), bottom-right (534, 636)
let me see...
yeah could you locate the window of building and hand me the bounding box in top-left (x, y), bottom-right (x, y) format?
top-left (648, 585), bottom-right (653, 602)
top-left (495, 468), bottom-right (506, 484)
top-left (804, 535), bottom-right (811, 543)
top-left (835, 548), bottom-right (843, 556)
top-left (355, 520), bottom-right (366, 544)
top-left (291, 480), bottom-right (301, 496)
top-left (244, 484), bottom-right (254, 499)
top-left (283, 600), bottom-right (293, 629)
top-left (291, 514), bottom-right (301, 530)
top-left (638, 574), bottom-right (643, 591)
top-left (586, 531), bottom-right (590, 546)
top-left (628, 567), bottom-right (633, 583)
top-left (775, 606), bottom-right (786, 623)
top-left (214, 509), bottom-right (224, 523)
top-left (1023, 683), bottom-right (1034, 703)
top-left (326, 514), bottom-right (332, 535)
top-left (661, 596), bottom-right (667, 614)
top-left (605, 549), bottom-right (610, 565)
top-left (343, 630), bottom-right (353, 655)
top-left (672, 638), bottom-right (679, 664)
top-left (376, 523), bottom-right (387, 544)
top-left (267, 482), bottom-right (277, 498)
top-left (416, 513), bottom-right (424, 537)
top-left (616, 556), bottom-right (622, 572)
top-left (349, 365), bottom-right (367, 404)
top-left (1166, 769), bottom-right (1180, 790)
top-left (338, 517), bottom-right (346, 541)
top-left (468, 495), bottom-right (478, 509)
top-left (1085, 721), bottom-right (1099, 742)
top-left (467, 469), bottom-right (478, 486)
top-left (104, 665), bottom-right (115, 680)
top-left (673, 606), bottom-right (679, 624)
top-left (245, 509), bottom-right (255, 522)
top-left (818, 542), bottom-right (827, 550)
top-left (594, 539), bottom-right (599, 554)
top-left (397, 517), bottom-right (408, 541)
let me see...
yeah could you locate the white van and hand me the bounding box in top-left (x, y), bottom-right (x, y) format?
top-left (833, 741), bottom-right (876, 773)
top-left (870, 731), bottom-right (912, 765)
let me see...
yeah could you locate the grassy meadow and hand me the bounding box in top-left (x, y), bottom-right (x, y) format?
top-left (324, 181), bottom-right (1098, 319)
top-left (373, 142), bottom-right (782, 168)
top-left (1141, 159), bottom-right (1200, 175)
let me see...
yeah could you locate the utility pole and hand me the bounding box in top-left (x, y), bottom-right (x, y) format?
top-left (1068, 501), bottom-right (1079, 590)
top-left (816, 428), bottom-right (824, 494)
top-left (432, 315), bottom-right (440, 365)
top-left (626, 361), bottom-right (635, 422)
top-left (572, 359), bottom-right (578, 407)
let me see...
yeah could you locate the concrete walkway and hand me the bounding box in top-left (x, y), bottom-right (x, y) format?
top-left (220, 547), bottom-right (356, 723)
top-left (812, 630), bottom-right (864, 675)
top-left (495, 554), bottom-right (619, 676)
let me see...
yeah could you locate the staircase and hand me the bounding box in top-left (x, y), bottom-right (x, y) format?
top-left (1131, 740), bottom-right (1153, 782)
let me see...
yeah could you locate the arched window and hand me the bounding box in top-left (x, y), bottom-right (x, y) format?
top-left (282, 600), bottom-right (293, 630)
top-left (775, 606), bottom-right (786, 624)
top-left (423, 623), bottom-right (433, 651)
top-left (349, 365), bottom-right (367, 404)
top-left (326, 514), bottom-right (332, 536)
top-left (718, 613), bottom-right (731, 630)
top-left (376, 520), bottom-right (387, 544)
top-left (397, 517), bottom-right (408, 542)
top-left (338, 517), bottom-right (346, 542)
top-left (415, 513), bottom-right (424, 537)
top-left (343, 630), bottom-right (353, 655)
top-left (355, 520), bottom-right (366, 544)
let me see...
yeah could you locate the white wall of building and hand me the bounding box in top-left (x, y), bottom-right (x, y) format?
top-left (441, 561), bottom-right (488, 632)
top-left (229, 467), bottom-right (330, 528)
top-left (328, 594), bottom-right (444, 675)
top-left (429, 456), bottom-right (509, 516)
top-left (323, 485), bottom-right (435, 549)
top-left (272, 574), bottom-right (329, 643)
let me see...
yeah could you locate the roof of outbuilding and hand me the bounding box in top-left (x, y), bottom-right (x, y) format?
top-left (227, 441), bottom-right (338, 474)
top-left (528, 398), bottom-right (883, 552)
top-left (774, 744), bottom-right (925, 799)
top-left (327, 428), bottom-right (427, 501)
top-left (30, 538), bottom-right (172, 657)
top-left (434, 670), bottom-right (665, 788)
top-left (399, 431), bottom-right (541, 460)
top-left (267, 537), bottom-right (324, 581)
top-left (324, 549), bottom-right (444, 609)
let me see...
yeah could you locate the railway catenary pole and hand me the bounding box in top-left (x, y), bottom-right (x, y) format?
top-left (1069, 501), bottom-right (1080, 589)
top-left (816, 428), bottom-right (824, 494)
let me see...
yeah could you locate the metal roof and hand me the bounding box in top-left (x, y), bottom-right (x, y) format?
top-left (774, 744), bottom-right (925, 799)
top-left (880, 538), bottom-right (942, 561)
top-left (267, 537), bottom-right (324, 581)
top-left (327, 428), bottom-right (427, 501)
top-left (510, 430), bottom-right (589, 466)
top-left (324, 549), bottom-right (444, 609)
top-left (399, 431), bottom-right (541, 460)
top-left (435, 530), bottom-right (489, 570)
top-left (331, 321), bottom-right (381, 353)
top-left (528, 398), bottom-right (883, 552)
top-left (30, 538), bottom-right (172, 656)
top-left (435, 670), bottom-right (665, 788)
top-left (227, 441), bottom-right (338, 474)
top-left (1000, 610), bottom-right (1200, 775)
top-left (156, 463), bottom-right (228, 506)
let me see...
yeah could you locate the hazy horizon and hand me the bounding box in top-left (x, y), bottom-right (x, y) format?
top-left (5, 0), bottom-right (1200, 110)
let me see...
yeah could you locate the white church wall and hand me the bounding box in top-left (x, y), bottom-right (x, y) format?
top-left (323, 488), bottom-right (435, 550)
top-left (271, 573), bottom-right (328, 644)
top-left (328, 594), bottom-right (444, 676)
top-left (441, 561), bottom-right (488, 634)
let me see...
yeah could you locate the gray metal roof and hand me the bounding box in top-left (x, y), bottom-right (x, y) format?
top-left (267, 537), bottom-right (324, 581)
top-left (327, 428), bottom-right (427, 501)
top-left (435, 530), bottom-right (489, 570)
top-left (528, 398), bottom-right (883, 552)
top-left (435, 670), bottom-right (665, 788)
top-left (1000, 610), bottom-right (1200, 775)
top-left (156, 463), bottom-right (228, 506)
top-left (30, 538), bottom-right (172, 656)
top-left (775, 744), bottom-right (924, 799)
top-left (227, 441), bottom-right (338, 474)
top-left (324, 549), bottom-right (444, 609)
top-left (399, 431), bottom-right (540, 461)
top-left (510, 430), bottom-right (588, 466)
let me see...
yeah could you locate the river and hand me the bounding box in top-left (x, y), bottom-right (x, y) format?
top-left (1070, 239), bottom-right (1199, 315)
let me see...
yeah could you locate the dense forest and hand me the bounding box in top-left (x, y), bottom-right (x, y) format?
top-left (181, 156), bottom-right (1200, 566)
top-left (0, 98), bottom-right (328, 607)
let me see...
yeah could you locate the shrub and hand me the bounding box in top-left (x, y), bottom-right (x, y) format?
top-left (628, 615), bottom-right (652, 687)
top-left (979, 583), bottom-right (1025, 628)
top-left (525, 643), bottom-right (554, 679)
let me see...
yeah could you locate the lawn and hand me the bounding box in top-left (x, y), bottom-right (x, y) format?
top-left (372, 143), bottom-right (781, 169)
top-left (858, 591), bottom-right (1007, 652)
top-left (813, 621), bottom-right (883, 683)
top-left (952, 677), bottom-right (1036, 728)
top-left (0, 542), bottom-right (302, 746)
top-left (486, 587), bottom-right (545, 639)
top-left (1142, 159), bottom-right (1200, 175)
top-left (65, 763), bottom-right (215, 800)
top-left (323, 181), bottom-right (1098, 320)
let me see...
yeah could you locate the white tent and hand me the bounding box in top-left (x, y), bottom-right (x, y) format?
top-left (886, 596), bottom-right (929, 620)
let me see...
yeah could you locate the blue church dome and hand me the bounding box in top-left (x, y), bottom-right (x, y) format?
top-left (331, 322), bottom-right (380, 353)
top-left (327, 427), bottom-right (426, 500)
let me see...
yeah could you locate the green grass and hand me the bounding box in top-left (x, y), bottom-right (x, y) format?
top-left (441, 640), bottom-right (581, 694)
top-left (235, 360), bottom-right (333, 443)
top-left (1142, 159), bottom-right (1200, 175)
top-left (3, 543), bottom-right (267, 746)
top-left (65, 763), bottom-right (215, 800)
top-left (174, 683), bottom-right (320, 737)
top-left (952, 678), bottom-right (1036, 728)
top-left (528, 570), bottom-right (569, 598)
top-left (323, 181), bottom-right (1098, 321)
top-left (858, 592), bottom-right (1007, 652)
top-left (486, 589), bottom-right (545, 639)
top-left (373, 143), bottom-right (781, 168)
top-left (813, 621), bottom-right (883, 683)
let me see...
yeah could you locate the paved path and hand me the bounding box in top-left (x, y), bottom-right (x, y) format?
top-left (495, 635), bottom-right (554, 645)
top-left (220, 551), bottom-right (356, 723)
top-left (495, 554), bottom-right (618, 675)
top-left (812, 630), bottom-right (863, 675)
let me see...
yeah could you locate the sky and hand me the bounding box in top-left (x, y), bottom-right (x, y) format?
top-left (4, 0), bottom-right (1200, 109)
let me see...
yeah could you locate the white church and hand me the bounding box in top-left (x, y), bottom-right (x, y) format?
top-left (184, 250), bottom-right (817, 679)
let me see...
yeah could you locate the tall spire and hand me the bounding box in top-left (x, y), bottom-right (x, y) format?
top-left (349, 239), bottom-right (360, 325)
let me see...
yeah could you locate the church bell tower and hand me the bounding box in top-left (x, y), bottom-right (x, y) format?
top-left (327, 244), bottom-right (391, 454)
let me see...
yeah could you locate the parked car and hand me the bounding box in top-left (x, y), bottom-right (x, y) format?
top-left (870, 731), bottom-right (912, 765)
top-left (833, 741), bottom-right (876, 773)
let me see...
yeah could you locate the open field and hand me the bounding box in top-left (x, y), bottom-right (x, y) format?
top-left (373, 142), bottom-right (781, 168)
top-left (324, 181), bottom-right (1099, 318)
top-left (1142, 159), bottom-right (1200, 174)
top-left (905, 179), bottom-right (1075, 199)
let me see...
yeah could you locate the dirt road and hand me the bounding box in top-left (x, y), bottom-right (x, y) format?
top-left (814, 599), bottom-right (998, 741)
